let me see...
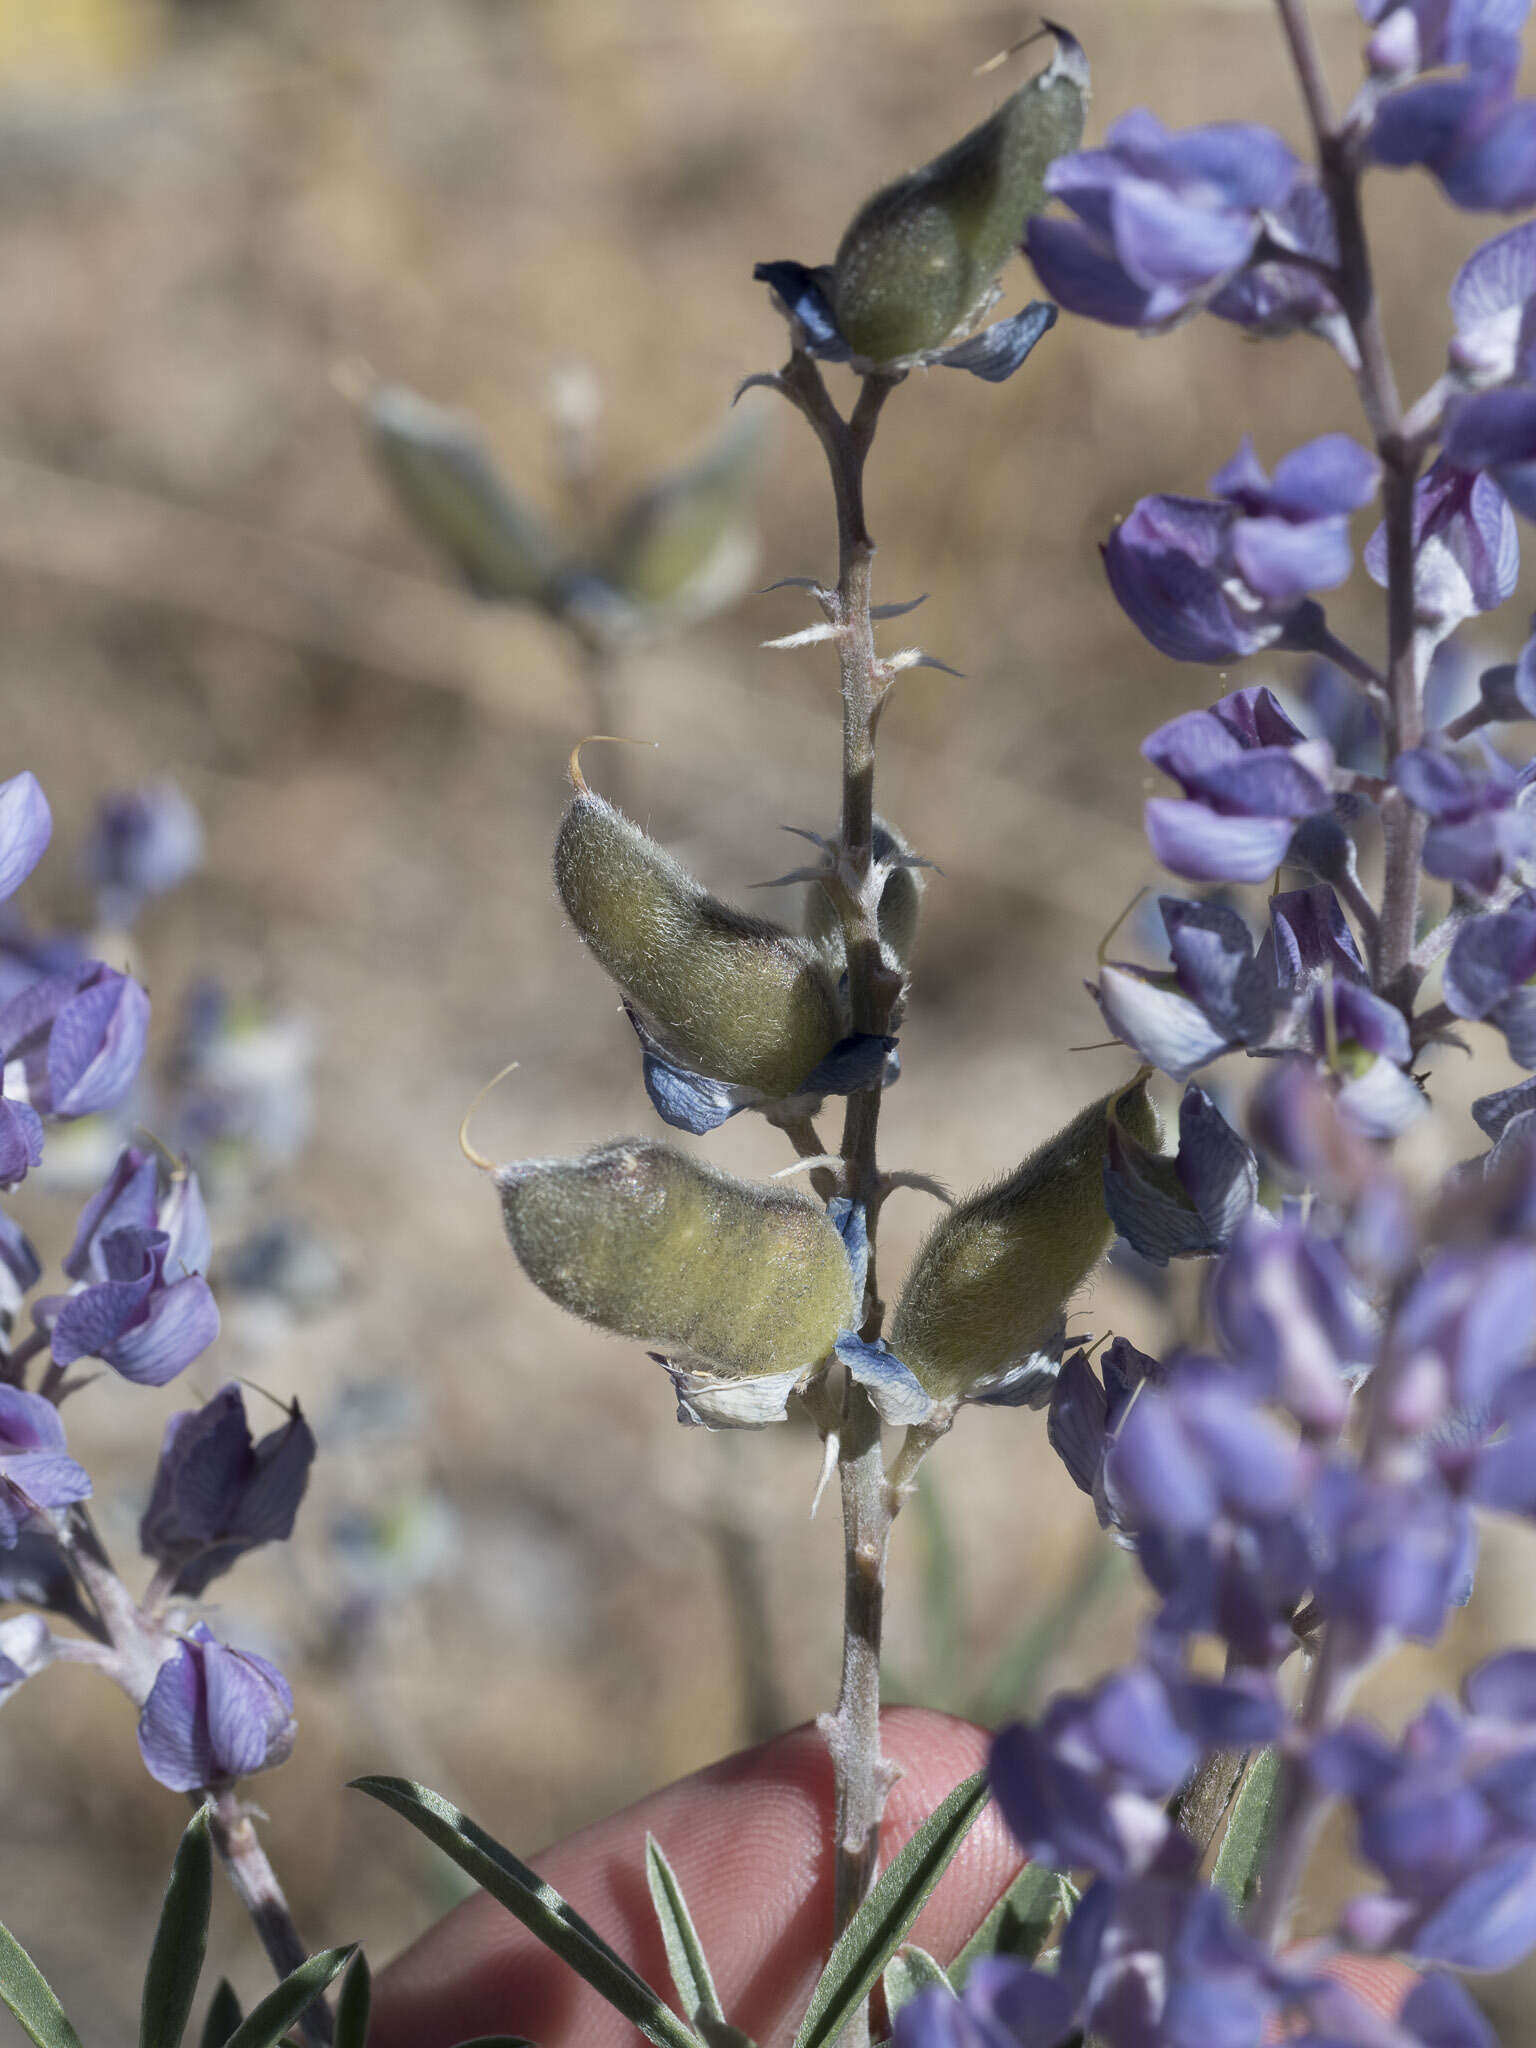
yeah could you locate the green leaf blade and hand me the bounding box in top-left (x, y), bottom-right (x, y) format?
top-left (644, 1835), bottom-right (724, 2028)
top-left (223, 1948), bottom-right (354, 2048)
top-left (141, 1805), bottom-right (214, 2048)
top-left (198, 1982), bottom-right (243, 2048)
top-left (0, 1922), bottom-right (85, 2048)
top-left (1212, 1747), bottom-right (1283, 1913)
top-left (948, 1862), bottom-right (1070, 1988)
top-left (793, 1769), bottom-right (991, 2048)
top-left (332, 1951), bottom-right (371, 2048)
top-left (350, 1777), bottom-right (700, 2048)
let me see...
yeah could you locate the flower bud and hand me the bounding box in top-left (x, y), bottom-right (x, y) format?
top-left (601, 412), bottom-right (763, 612)
top-left (496, 1138), bottom-right (857, 1412)
top-left (555, 766), bottom-right (843, 1097)
top-left (365, 383), bottom-right (563, 604)
top-left (887, 1077), bottom-right (1158, 1404)
top-left (804, 818), bottom-right (925, 976)
top-left (137, 1622), bottom-right (295, 1793)
top-left (829, 26), bottom-right (1088, 363)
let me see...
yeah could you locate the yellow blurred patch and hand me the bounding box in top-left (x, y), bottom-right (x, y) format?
top-left (0, 0), bottom-right (158, 89)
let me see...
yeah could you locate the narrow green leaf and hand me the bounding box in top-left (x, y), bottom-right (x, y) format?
top-left (332, 1951), bottom-right (371, 2048)
top-left (694, 2024), bottom-right (757, 2048)
top-left (350, 1777), bottom-right (701, 2048)
top-left (222, 1947), bottom-right (354, 2048)
top-left (0, 1922), bottom-right (85, 2048)
top-left (947, 1862), bottom-right (1069, 1987)
top-left (141, 1806), bottom-right (214, 2048)
top-left (198, 1982), bottom-right (243, 2048)
top-left (644, 1835), bottom-right (724, 2027)
top-left (793, 1769), bottom-right (990, 2048)
top-left (1212, 1747), bottom-right (1283, 1913)
top-left (882, 1947), bottom-right (953, 2021)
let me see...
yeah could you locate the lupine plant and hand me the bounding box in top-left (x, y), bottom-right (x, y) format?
top-left (10, 3), bottom-right (1536, 2046)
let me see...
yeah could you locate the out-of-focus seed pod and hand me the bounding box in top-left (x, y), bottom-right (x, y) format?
top-left (365, 383), bottom-right (563, 603)
top-left (601, 412), bottom-right (764, 613)
top-left (888, 1076), bottom-right (1158, 1404)
top-left (805, 818), bottom-right (926, 976)
top-left (555, 752), bottom-right (843, 1097)
top-left (829, 26), bottom-right (1089, 363)
top-left (495, 1138), bottom-right (857, 1387)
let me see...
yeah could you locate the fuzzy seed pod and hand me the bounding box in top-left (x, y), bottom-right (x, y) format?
top-left (366, 384), bottom-right (562, 603)
top-left (829, 27), bottom-right (1089, 363)
top-left (805, 818), bottom-right (926, 976)
top-left (888, 1076), bottom-right (1158, 1404)
top-left (601, 412), bottom-right (763, 610)
top-left (555, 764), bottom-right (843, 1097)
top-left (497, 1139), bottom-right (857, 1391)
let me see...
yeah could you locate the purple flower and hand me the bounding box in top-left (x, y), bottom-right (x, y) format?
top-left (1139, 686), bottom-right (1337, 883)
top-left (1310, 977), bottom-right (1428, 1139)
top-left (895, 1960), bottom-right (1075, 2048)
top-left (1309, 1464), bottom-right (1476, 1654)
top-left (1027, 113), bottom-right (1299, 329)
top-left (1396, 738), bottom-right (1536, 894)
top-left (0, 1387), bottom-right (90, 1546)
top-left (1446, 895), bottom-right (1536, 1062)
top-left (1449, 218), bottom-right (1536, 382)
top-left (85, 780), bottom-right (202, 925)
top-left (1103, 1083), bottom-right (1258, 1264)
top-left (990, 1664), bottom-right (1200, 1881)
top-left (1371, 37), bottom-right (1536, 210)
top-left (0, 962), bottom-right (150, 1120)
top-left (1392, 1245), bottom-right (1536, 1423)
top-left (1058, 1877), bottom-right (1283, 2048)
top-left (1092, 895), bottom-right (1275, 1081)
top-left (1444, 385), bottom-right (1536, 522)
top-left (1318, 1664), bottom-right (1536, 1969)
top-left (1360, 0), bottom-right (1531, 74)
top-left (0, 774), bottom-right (51, 908)
top-left (1366, 460), bottom-right (1518, 636)
top-left (1106, 440), bottom-right (1376, 671)
top-left (1261, 884), bottom-right (1368, 995)
top-left (1212, 1212), bottom-right (1376, 1432)
top-left (137, 1621), bottom-right (295, 1793)
top-left (140, 1384), bottom-right (315, 1598)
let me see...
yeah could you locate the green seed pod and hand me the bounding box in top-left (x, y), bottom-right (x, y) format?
top-left (494, 1137), bottom-right (857, 1422)
top-left (888, 1076), bottom-right (1158, 1405)
top-left (805, 818), bottom-right (926, 976)
top-left (555, 749), bottom-right (843, 1097)
top-left (601, 411), bottom-right (764, 611)
top-left (365, 383), bottom-right (562, 603)
top-left (829, 27), bottom-right (1089, 363)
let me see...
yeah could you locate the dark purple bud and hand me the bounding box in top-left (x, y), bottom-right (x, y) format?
top-left (1260, 884), bottom-right (1367, 992)
top-left (0, 963), bottom-right (151, 1120)
top-left (136, 1621), bottom-right (295, 1793)
top-left (0, 773), bottom-right (51, 908)
top-left (0, 1386), bottom-right (91, 1546)
top-left (0, 1527), bottom-right (99, 1635)
top-left (1162, 898), bottom-right (1277, 1041)
top-left (1103, 1083), bottom-right (1257, 1265)
top-left (140, 1384), bottom-right (315, 1598)
top-left (1366, 460), bottom-right (1518, 634)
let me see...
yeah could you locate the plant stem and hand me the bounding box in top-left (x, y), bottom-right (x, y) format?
top-left (772, 347), bottom-right (906, 2042)
top-left (208, 1789), bottom-right (333, 2047)
top-left (1274, 0), bottom-right (1425, 1007)
top-left (1249, 0), bottom-right (1429, 1951)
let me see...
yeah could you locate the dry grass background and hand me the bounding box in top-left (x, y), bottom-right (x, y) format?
top-left (1, 0), bottom-right (1535, 2039)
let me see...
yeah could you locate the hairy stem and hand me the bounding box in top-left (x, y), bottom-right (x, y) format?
top-left (773, 348), bottom-right (906, 2040)
top-left (208, 1790), bottom-right (333, 2047)
top-left (1275, 0), bottom-right (1424, 1005)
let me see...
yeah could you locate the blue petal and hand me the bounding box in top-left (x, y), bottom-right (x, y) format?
top-left (0, 774), bottom-right (51, 908)
top-left (827, 1198), bottom-right (869, 1298)
top-left (833, 1332), bottom-right (934, 1424)
top-left (935, 302), bottom-right (1057, 382)
top-left (799, 1032), bottom-right (897, 1096)
top-left (641, 1050), bottom-right (748, 1133)
top-left (752, 261), bottom-right (851, 360)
